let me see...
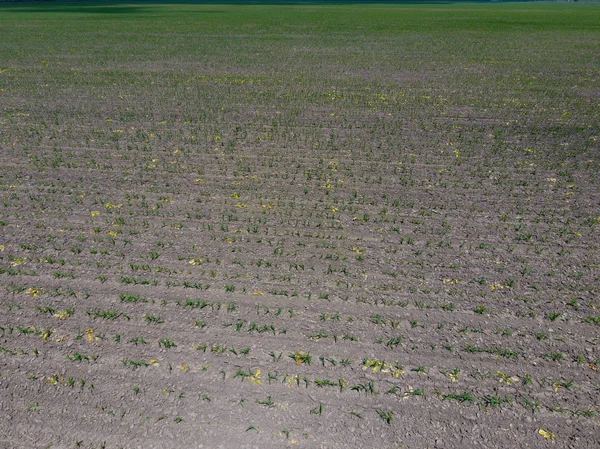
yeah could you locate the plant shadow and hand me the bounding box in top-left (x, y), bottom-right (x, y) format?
top-left (3, 0), bottom-right (534, 15)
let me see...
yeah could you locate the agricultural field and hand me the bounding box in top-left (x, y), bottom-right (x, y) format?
top-left (0, 1), bottom-right (599, 448)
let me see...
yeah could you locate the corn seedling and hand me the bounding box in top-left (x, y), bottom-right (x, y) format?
top-left (378, 410), bottom-right (393, 424)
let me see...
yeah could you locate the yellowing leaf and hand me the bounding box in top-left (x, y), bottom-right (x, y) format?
top-left (249, 369), bottom-right (261, 384)
top-left (25, 287), bottom-right (40, 297)
top-left (286, 374), bottom-right (299, 388)
top-left (46, 375), bottom-right (59, 385)
top-left (443, 278), bottom-right (458, 284)
top-left (53, 309), bottom-right (71, 319)
top-left (40, 329), bottom-right (52, 340)
top-left (538, 429), bottom-right (555, 440)
top-left (91, 210), bottom-right (100, 217)
top-left (11, 257), bottom-right (26, 266)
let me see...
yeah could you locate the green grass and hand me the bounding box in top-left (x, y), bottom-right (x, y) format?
top-left (1, 2), bottom-right (597, 175)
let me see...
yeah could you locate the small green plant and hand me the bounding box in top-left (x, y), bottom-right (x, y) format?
top-left (289, 351), bottom-right (311, 365)
top-left (310, 402), bottom-right (324, 416)
top-left (385, 336), bottom-right (402, 349)
top-left (520, 396), bottom-right (540, 413)
top-left (309, 330), bottom-right (328, 340)
top-left (443, 392), bottom-right (473, 403)
top-left (233, 368), bottom-right (259, 382)
top-left (120, 292), bottom-right (146, 303)
top-left (68, 352), bottom-right (92, 363)
top-left (583, 314), bottom-right (600, 324)
top-left (479, 394), bottom-right (511, 408)
top-left (350, 380), bottom-right (377, 395)
top-left (463, 344), bottom-right (516, 358)
top-left (158, 337), bottom-right (177, 349)
top-left (572, 408), bottom-right (596, 418)
top-left (26, 401), bottom-right (39, 411)
top-left (256, 395), bottom-right (274, 407)
top-left (370, 314), bottom-right (384, 325)
top-left (129, 336), bottom-right (146, 345)
top-left (269, 351), bottom-right (282, 362)
top-left (86, 308), bottom-right (128, 320)
top-left (314, 378), bottom-right (338, 387)
top-left (145, 314), bottom-right (163, 324)
top-left (542, 352), bottom-right (565, 362)
top-left (37, 305), bottom-right (55, 315)
top-left (122, 359), bottom-right (149, 369)
top-left (474, 305), bottom-right (486, 314)
top-left (378, 410), bottom-right (393, 424)
top-left (535, 331), bottom-right (548, 340)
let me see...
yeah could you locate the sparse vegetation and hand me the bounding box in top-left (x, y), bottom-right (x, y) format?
top-left (0, 2), bottom-right (597, 448)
